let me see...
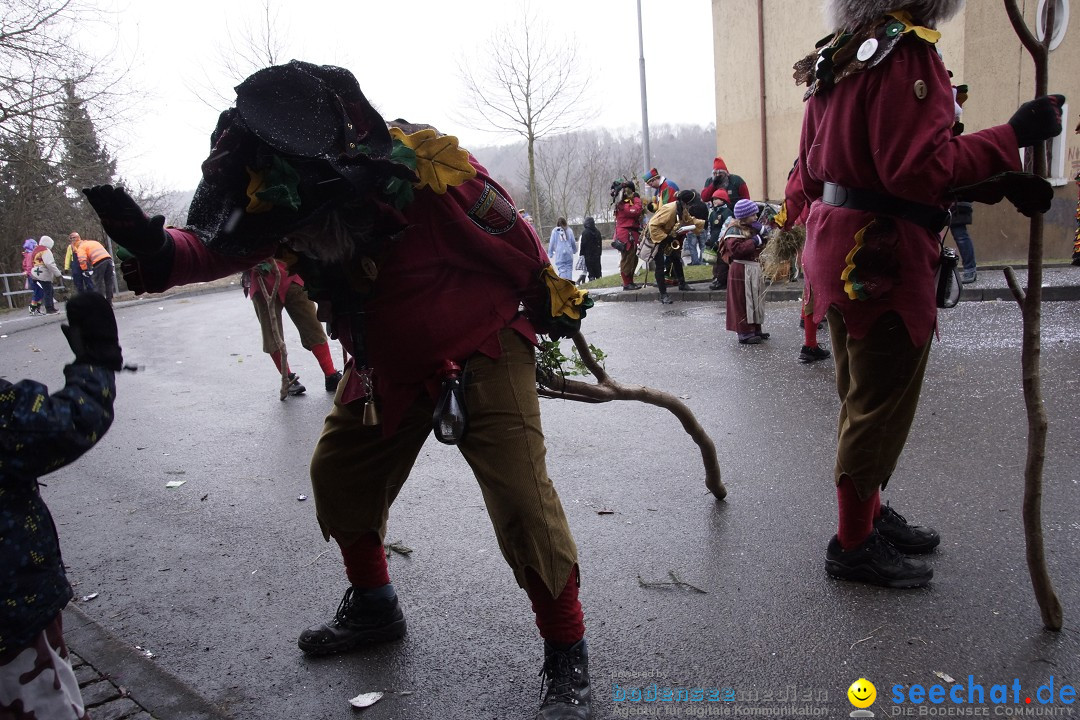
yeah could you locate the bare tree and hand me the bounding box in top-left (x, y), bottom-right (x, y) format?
top-left (457, 5), bottom-right (595, 236)
top-left (187, 0), bottom-right (293, 109)
top-left (535, 133), bottom-right (580, 227)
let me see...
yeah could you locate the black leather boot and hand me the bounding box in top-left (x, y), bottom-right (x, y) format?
top-left (297, 584), bottom-right (407, 655)
top-left (536, 639), bottom-right (591, 719)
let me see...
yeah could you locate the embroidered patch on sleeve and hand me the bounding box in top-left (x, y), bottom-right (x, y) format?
top-left (468, 183), bottom-right (518, 235)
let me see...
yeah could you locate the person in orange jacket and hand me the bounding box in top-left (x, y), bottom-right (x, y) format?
top-left (70, 232), bottom-right (115, 301)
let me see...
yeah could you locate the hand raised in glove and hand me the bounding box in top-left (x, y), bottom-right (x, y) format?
top-left (62, 293), bottom-right (123, 371)
top-left (1008, 94), bottom-right (1065, 147)
top-left (82, 185), bottom-right (175, 294)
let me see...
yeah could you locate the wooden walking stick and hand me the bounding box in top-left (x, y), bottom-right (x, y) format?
top-left (1002, 0), bottom-right (1062, 631)
top-left (536, 331), bottom-right (726, 500)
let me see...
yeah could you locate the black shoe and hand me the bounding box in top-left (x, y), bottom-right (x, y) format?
top-left (45, 308), bottom-right (59, 314)
top-left (709, 280), bottom-right (725, 290)
top-left (659, 294), bottom-right (673, 304)
top-left (287, 373), bottom-right (306, 396)
top-left (536, 639), bottom-right (591, 720)
top-left (756, 331), bottom-right (770, 340)
top-left (738, 334), bottom-right (762, 345)
top-left (874, 504), bottom-right (940, 554)
top-left (678, 283), bottom-right (695, 291)
top-left (799, 345), bottom-right (831, 364)
top-left (298, 585), bottom-right (407, 655)
top-left (324, 370), bottom-right (343, 392)
top-left (961, 270), bottom-right (977, 284)
top-left (825, 530), bottom-right (932, 588)
top-left (622, 283), bottom-right (641, 291)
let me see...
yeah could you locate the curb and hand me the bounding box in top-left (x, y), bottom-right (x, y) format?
top-left (593, 284), bottom-right (1080, 304)
top-left (63, 605), bottom-right (232, 720)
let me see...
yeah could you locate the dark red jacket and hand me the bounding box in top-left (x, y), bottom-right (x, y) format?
top-left (792, 34), bottom-right (1019, 344)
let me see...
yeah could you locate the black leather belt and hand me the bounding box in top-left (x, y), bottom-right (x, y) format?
top-left (821, 182), bottom-right (950, 232)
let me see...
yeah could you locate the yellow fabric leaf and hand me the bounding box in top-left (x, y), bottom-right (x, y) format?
top-left (542, 265), bottom-right (588, 320)
top-left (887, 11), bottom-right (941, 44)
top-left (245, 168), bottom-right (273, 214)
top-left (388, 127), bottom-right (476, 194)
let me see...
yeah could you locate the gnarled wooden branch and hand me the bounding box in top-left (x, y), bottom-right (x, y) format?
top-left (1003, 0), bottom-right (1062, 631)
top-left (537, 331), bottom-right (726, 500)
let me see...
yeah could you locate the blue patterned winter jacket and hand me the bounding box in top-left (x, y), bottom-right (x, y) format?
top-left (0, 364), bottom-right (115, 656)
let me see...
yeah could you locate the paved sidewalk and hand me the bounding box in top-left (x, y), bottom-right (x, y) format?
top-left (64, 606), bottom-right (230, 720)
top-left (588, 262), bottom-right (1080, 303)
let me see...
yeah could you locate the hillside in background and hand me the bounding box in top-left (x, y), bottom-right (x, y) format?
top-left (173, 124), bottom-right (720, 229)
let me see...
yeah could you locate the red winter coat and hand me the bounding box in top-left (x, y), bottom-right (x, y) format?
top-left (613, 195), bottom-right (644, 243)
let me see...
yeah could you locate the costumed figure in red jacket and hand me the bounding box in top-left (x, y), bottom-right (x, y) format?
top-left (611, 178), bottom-right (644, 290)
top-left (243, 257), bottom-right (341, 398)
top-left (777, 160), bottom-right (831, 364)
top-left (789, 0), bottom-right (1064, 588)
top-left (82, 61), bottom-right (594, 720)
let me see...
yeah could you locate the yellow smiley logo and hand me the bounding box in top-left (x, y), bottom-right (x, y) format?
top-left (848, 678), bottom-right (877, 708)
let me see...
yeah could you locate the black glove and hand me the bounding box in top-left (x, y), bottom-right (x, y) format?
top-left (82, 185), bottom-right (175, 294)
top-left (951, 171), bottom-right (1054, 218)
top-left (62, 293), bottom-right (123, 371)
top-left (82, 185), bottom-right (170, 258)
top-left (1008, 94), bottom-right (1065, 147)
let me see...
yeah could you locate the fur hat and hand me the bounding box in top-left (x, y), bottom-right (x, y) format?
top-left (23, 238), bottom-right (36, 251)
top-left (38, 235), bottom-right (54, 249)
top-left (733, 199), bottom-right (759, 219)
top-left (642, 168), bottom-right (660, 182)
top-left (712, 157), bottom-right (728, 172)
top-left (824, 0), bottom-right (965, 31)
top-left (185, 60), bottom-right (418, 257)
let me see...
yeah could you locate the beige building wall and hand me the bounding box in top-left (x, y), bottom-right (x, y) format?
top-left (712, 0), bottom-right (1079, 262)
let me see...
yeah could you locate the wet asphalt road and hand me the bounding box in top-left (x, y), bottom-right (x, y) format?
top-left (3, 286), bottom-right (1080, 719)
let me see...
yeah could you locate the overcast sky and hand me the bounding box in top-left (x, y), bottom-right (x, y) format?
top-left (95, 0), bottom-right (723, 192)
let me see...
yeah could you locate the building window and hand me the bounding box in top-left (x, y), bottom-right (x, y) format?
top-left (1020, 101), bottom-right (1069, 187)
top-left (1036, 0), bottom-right (1069, 51)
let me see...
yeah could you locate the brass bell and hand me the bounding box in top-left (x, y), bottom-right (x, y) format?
top-left (362, 398), bottom-right (380, 426)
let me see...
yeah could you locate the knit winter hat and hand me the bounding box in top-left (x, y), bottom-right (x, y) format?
top-left (38, 235), bottom-right (54, 249)
top-left (733, 199), bottom-right (759, 219)
top-left (712, 189), bottom-right (731, 203)
top-left (642, 167), bottom-right (660, 182)
top-left (23, 238), bottom-right (36, 251)
top-left (712, 157), bottom-right (728, 171)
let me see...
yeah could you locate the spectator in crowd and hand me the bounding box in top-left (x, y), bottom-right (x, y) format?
top-left (701, 157), bottom-right (750, 207)
top-left (28, 236), bottom-right (62, 315)
top-left (21, 238), bottom-right (36, 294)
top-left (706, 190), bottom-right (733, 290)
top-left (611, 178), bottom-right (644, 291)
top-left (721, 199), bottom-right (768, 343)
top-left (63, 238), bottom-right (94, 294)
top-left (950, 201), bottom-right (977, 283)
top-left (0, 293), bottom-right (121, 718)
top-left (548, 217), bottom-right (577, 280)
top-left (70, 233), bottom-right (115, 301)
top-left (682, 189), bottom-right (710, 266)
top-left (243, 257), bottom-right (343, 399)
top-left (578, 216), bottom-right (603, 283)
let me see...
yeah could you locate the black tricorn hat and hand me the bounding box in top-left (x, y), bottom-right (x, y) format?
top-left (186, 60), bottom-right (417, 257)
